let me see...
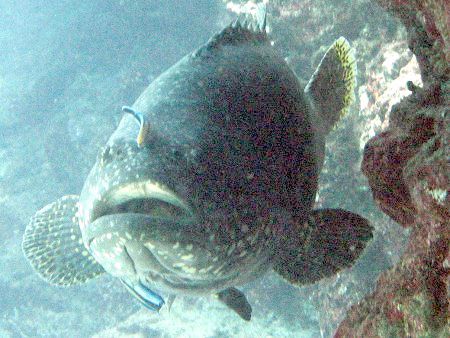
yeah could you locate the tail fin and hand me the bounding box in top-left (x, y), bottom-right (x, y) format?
top-left (305, 37), bottom-right (357, 134)
top-left (22, 195), bottom-right (104, 286)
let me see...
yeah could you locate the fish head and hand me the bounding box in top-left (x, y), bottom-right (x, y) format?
top-left (76, 110), bottom-right (278, 294)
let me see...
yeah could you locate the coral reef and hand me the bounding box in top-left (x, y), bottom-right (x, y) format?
top-left (357, 41), bottom-right (422, 150)
top-left (376, 0), bottom-right (449, 82)
top-left (335, 0), bottom-right (449, 336)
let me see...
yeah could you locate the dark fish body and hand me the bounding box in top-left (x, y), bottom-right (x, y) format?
top-left (23, 9), bottom-right (372, 321)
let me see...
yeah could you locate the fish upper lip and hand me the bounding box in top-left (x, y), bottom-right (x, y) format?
top-left (91, 179), bottom-right (193, 223)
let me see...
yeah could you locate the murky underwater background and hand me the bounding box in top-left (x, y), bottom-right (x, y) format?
top-left (0, 0), bottom-right (416, 337)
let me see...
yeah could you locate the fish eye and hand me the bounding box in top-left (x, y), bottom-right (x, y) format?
top-left (171, 148), bottom-right (183, 159)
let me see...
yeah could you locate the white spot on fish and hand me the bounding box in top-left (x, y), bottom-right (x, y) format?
top-left (227, 243), bottom-right (236, 256)
top-left (181, 254), bottom-right (193, 260)
top-left (183, 266), bottom-right (197, 274)
top-left (213, 266), bottom-right (223, 275)
top-left (173, 262), bottom-right (186, 268)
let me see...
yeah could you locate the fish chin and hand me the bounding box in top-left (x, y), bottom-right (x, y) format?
top-left (80, 177), bottom-right (199, 279)
top-left (86, 212), bottom-right (196, 282)
top-left (86, 211), bottom-right (232, 294)
top-left (83, 180), bottom-right (236, 293)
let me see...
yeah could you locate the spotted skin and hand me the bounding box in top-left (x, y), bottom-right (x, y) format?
top-left (75, 28), bottom-right (316, 293)
top-left (22, 10), bottom-right (372, 321)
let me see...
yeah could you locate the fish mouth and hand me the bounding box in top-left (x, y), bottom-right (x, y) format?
top-left (85, 180), bottom-right (199, 288)
top-left (91, 180), bottom-right (193, 223)
top-left (85, 180), bottom-right (235, 293)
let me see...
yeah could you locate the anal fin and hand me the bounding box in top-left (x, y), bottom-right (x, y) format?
top-left (274, 208), bottom-right (373, 285)
top-left (22, 195), bottom-right (104, 286)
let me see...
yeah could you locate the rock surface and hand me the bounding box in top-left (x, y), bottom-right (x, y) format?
top-left (335, 0), bottom-right (449, 336)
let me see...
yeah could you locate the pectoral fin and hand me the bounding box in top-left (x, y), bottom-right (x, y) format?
top-left (216, 287), bottom-right (252, 321)
top-left (22, 195), bottom-right (104, 286)
top-left (274, 208), bottom-right (373, 285)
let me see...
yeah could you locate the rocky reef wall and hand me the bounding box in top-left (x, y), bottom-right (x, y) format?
top-left (336, 1), bottom-right (449, 337)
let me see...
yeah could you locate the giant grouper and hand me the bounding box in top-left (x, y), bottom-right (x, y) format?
top-left (23, 6), bottom-right (373, 321)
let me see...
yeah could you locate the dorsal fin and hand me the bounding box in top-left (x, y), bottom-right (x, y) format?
top-left (194, 3), bottom-right (268, 57)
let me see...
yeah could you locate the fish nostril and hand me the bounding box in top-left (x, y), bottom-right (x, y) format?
top-left (172, 148), bottom-right (183, 160)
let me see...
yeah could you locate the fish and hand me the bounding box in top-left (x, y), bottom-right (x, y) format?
top-left (22, 6), bottom-right (373, 321)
